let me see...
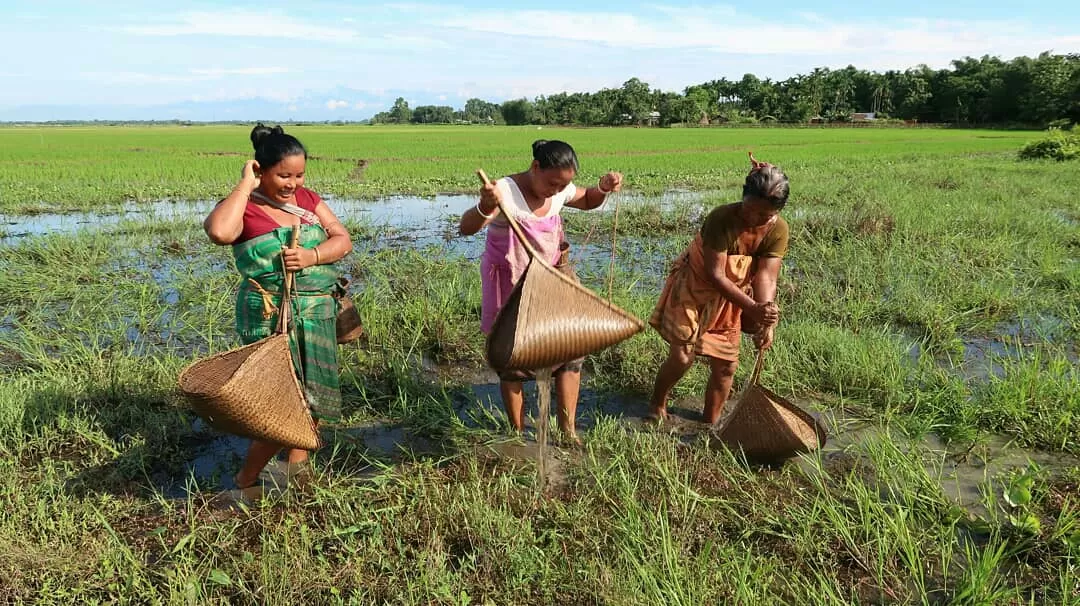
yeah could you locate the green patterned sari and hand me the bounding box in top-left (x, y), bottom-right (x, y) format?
top-left (232, 225), bottom-right (342, 422)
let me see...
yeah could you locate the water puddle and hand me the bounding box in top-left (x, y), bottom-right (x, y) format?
top-left (443, 363), bottom-right (650, 433)
top-left (906, 314), bottom-right (1076, 382)
top-left (480, 438), bottom-right (570, 492)
top-left (156, 419), bottom-right (249, 498)
top-left (0, 200), bottom-right (215, 242)
top-left (159, 417), bottom-right (446, 500)
top-left (1050, 209), bottom-right (1079, 228)
top-left (798, 407), bottom-right (1080, 520)
top-left (334, 420), bottom-right (441, 460)
top-left (0, 190), bottom-right (711, 245)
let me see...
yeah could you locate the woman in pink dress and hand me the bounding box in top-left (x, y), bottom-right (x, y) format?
top-left (459, 140), bottom-right (623, 443)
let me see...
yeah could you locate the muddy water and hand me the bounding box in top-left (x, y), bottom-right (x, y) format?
top-left (0, 192), bottom-right (698, 292)
top-left (161, 417), bottom-right (445, 499)
top-left (905, 314), bottom-right (1078, 383)
top-left (797, 406), bottom-right (1080, 520)
top-left (452, 369), bottom-right (1080, 517)
top-left (0, 190), bottom-right (709, 243)
top-left (164, 382), bottom-right (1078, 515)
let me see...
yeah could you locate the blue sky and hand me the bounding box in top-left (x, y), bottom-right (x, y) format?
top-left (4, 0), bottom-right (1079, 121)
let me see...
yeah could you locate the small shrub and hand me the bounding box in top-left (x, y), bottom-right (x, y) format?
top-left (1018, 127), bottom-right (1080, 161)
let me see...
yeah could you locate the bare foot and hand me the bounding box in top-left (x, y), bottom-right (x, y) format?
top-left (225, 474), bottom-right (264, 505)
top-left (644, 406), bottom-right (668, 425)
top-left (556, 431), bottom-right (583, 449)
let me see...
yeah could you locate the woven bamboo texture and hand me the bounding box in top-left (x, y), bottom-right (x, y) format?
top-left (712, 350), bottom-right (827, 461)
top-left (477, 169), bottom-right (645, 372)
top-left (178, 333), bottom-right (320, 450)
top-left (178, 226), bottom-right (320, 451)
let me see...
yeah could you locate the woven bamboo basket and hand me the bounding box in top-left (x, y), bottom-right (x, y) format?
top-left (711, 350), bottom-right (827, 461)
top-left (477, 169), bottom-right (645, 372)
top-left (178, 227), bottom-right (321, 451)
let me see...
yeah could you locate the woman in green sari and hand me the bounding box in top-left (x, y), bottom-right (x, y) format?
top-left (203, 124), bottom-right (352, 493)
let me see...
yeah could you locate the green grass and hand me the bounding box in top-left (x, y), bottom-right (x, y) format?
top-left (1, 126), bottom-right (1079, 602)
top-left (0, 125), bottom-right (1036, 212)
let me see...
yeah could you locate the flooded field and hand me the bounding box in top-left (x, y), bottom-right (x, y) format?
top-left (1, 126), bottom-right (1078, 603)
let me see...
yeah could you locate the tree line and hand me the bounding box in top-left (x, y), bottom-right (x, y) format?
top-left (369, 52), bottom-right (1080, 127)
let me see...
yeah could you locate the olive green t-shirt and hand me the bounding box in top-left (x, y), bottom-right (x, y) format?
top-left (699, 203), bottom-right (789, 258)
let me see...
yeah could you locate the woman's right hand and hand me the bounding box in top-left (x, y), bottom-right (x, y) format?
top-left (743, 301), bottom-right (779, 328)
top-left (239, 159), bottom-right (260, 192)
top-left (478, 178), bottom-right (502, 216)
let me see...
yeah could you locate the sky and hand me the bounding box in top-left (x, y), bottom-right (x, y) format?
top-left (3, 0), bottom-right (1079, 121)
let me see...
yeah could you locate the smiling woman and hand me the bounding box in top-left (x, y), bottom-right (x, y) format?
top-left (201, 123), bottom-right (354, 499)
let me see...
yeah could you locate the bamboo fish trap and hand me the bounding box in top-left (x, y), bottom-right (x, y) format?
top-left (711, 349), bottom-right (827, 461)
top-left (178, 226), bottom-right (321, 451)
top-left (477, 169), bottom-right (645, 372)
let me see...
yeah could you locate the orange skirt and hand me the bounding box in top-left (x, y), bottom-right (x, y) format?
top-left (649, 236), bottom-right (754, 362)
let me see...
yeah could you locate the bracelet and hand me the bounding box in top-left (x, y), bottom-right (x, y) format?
top-left (476, 202), bottom-right (497, 220)
top-left (597, 183), bottom-right (612, 195)
top-left (314, 247), bottom-right (322, 265)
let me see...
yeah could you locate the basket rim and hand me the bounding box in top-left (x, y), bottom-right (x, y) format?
top-left (717, 383), bottom-right (829, 449)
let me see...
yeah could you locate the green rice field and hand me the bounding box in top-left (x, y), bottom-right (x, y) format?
top-left (1, 125), bottom-right (1078, 604)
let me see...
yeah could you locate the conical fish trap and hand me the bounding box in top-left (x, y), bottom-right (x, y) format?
top-left (179, 333), bottom-right (320, 451)
top-left (711, 352), bottom-right (826, 461)
top-left (477, 169), bottom-right (644, 372)
top-left (487, 260), bottom-right (644, 371)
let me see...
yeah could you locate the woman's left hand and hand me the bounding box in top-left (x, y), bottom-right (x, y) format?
top-left (282, 247), bottom-right (316, 271)
top-left (599, 171), bottom-right (623, 194)
top-left (754, 325), bottom-right (775, 351)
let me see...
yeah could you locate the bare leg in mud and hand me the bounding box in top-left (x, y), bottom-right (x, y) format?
top-left (234, 439), bottom-right (278, 489)
top-left (500, 380), bottom-right (527, 432)
top-left (702, 358), bottom-right (738, 424)
top-left (234, 432), bottom-right (314, 489)
top-left (647, 343), bottom-right (696, 421)
top-left (555, 369), bottom-right (581, 443)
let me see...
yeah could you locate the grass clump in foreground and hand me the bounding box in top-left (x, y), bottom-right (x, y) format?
top-left (1, 219), bottom-right (1079, 602)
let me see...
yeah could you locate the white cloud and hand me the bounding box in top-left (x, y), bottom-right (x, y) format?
top-left (189, 67), bottom-right (290, 77)
top-left (382, 34), bottom-right (452, 50)
top-left (117, 11), bottom-right (358, 43)
top-left (439, 7), bottom-right (1080, 59)
top-left (326, 99), bottom-right (350, 110)
top-left (353, 101), bottom-right (367, 109)
top-left (188, 88), bottom-right (297, 103)
top-left (78, 67), bottom-right (290, 85)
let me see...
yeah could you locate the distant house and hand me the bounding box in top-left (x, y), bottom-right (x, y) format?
top-left (851, 112), bottom-right (877, 122)
top-left (646, 111), bottom-right (661, 126)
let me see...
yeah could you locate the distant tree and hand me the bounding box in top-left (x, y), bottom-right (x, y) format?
top-left (617, 78), bottom-right (653, 124)
top-left (389, 97), bottom-right (412, 124)
top-left (411, 105), bottom-right (454, 123)
top-left (463, 98), bottom-right (500, 123)
top-left (500, 98), bottom-right (534, 125)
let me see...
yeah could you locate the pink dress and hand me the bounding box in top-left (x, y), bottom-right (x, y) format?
top-left (479, 177), bottom-right (577, 334)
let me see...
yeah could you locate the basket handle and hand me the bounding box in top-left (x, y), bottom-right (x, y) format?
top-left (749, 347), bottom-right (766, 386)
top-left (475, 169), bottom-right (542, 262)
top-left (275, 225), bottom-right (300, 335)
